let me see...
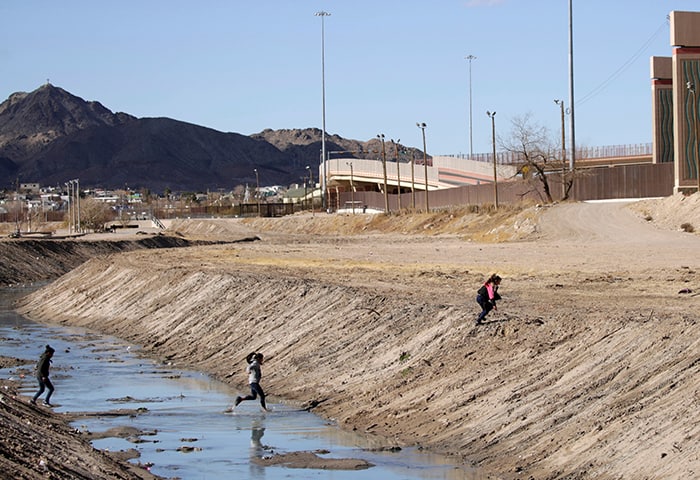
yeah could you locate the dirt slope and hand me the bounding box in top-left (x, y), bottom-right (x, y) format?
top-left (0, 377), bottom-right (159, 480)
top-left (0, 235), bottom-right (227, 288)
top-left (14, 195), bottom-right (700, 479)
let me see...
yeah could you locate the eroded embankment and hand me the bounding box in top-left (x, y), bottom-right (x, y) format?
top-left (16, 246), bottom-right (700, 480)
top-left (0, 379), bottom-right (158, 480)
top-left (0, 235), bottom-right (246, 287)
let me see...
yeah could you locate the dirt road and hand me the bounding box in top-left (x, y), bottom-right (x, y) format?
top-left (14, 195), bottom-right (700, 479)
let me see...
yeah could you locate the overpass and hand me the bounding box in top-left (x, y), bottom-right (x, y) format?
top-left (321, 143), bottom-right (654, 197)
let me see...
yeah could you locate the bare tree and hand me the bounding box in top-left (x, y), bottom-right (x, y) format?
top-left (503, 114), bottom-right (565, 204)
top-left (79, 198), bottom-right (115, 232)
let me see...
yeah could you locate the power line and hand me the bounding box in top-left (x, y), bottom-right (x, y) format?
top-left (576, 19), bottom-right (668, 107)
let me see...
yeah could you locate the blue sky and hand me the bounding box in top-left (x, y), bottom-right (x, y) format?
top-left (0, 1), bottom-right (696, 157)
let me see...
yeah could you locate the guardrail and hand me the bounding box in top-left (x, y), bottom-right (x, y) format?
top-left (438, 143), bottom-right (653, 165)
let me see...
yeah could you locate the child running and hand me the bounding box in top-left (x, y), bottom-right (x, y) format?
top-left (234, 352), bottom-right (268, 411)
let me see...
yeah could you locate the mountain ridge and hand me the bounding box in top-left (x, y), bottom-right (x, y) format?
top-left (0, 84), bottom-right (424, 192)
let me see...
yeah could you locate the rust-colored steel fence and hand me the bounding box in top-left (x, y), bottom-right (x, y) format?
top-left (333, 163), bottom-right (675, 212)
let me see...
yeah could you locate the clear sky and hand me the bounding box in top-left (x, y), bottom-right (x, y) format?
top-left (0, 1), bottom-right (696, 157)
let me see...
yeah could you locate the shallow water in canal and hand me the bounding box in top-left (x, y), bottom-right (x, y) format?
top-left (0, 288), bottom-right (478, 480)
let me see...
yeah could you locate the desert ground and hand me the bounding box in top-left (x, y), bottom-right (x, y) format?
top-left (2, 193), bottom-right (700, 479)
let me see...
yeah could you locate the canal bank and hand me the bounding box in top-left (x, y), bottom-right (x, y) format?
top-left (8, 199), bottom-right (700, 479)
top-left (1, 287), bottom-right (476, 479)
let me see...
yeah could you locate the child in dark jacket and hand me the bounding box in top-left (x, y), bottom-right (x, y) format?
top-left (476, 274), bottom-right (502, 324)
top-left (31, 345), bottom-right (55, 406)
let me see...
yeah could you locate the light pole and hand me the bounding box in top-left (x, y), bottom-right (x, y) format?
top-left (687, 82), bottom-right (700, 191)
top-left (64, 181), bottom-right (70, 234)
top-left (486, 111), bottom-right (499, 210)
top-left (75, 178), bottom-right (80, 233)
top-left (416, 122), bottom-right (429, 212)
top-left (465, 54), bottom-right (476, 159)
top-left (303, 174), bottom-right (308, 211)
top-left (70, 180), bottom-right (74, 234)
top-left (306, 165), bottom-right (314, 216)
top-left (554, 99), bottom-right (567, 198)
top-left (14, 177), bottom-right (20, 236)
top-left (253, 168), bottom-right (260, 216)
top-left (64, 179), bottom-right (80, 234)
top-left (410, 151), bottom-right (416, 211)
top-left (391, 139), bottom-right (401, 211)
top-left (568, 0), bottom-right (576, 175)
top-left (346, 161), bottom-right (355, 214)
top-left (377, 134), bottom-right (389, 213)
top-left (315, 11), bottom-right (330, 210)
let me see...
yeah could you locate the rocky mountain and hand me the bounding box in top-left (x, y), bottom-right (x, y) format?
top-left (0, 85), bottom-right (134, 153)
top-left (0, 84), bottom-right (424, 193)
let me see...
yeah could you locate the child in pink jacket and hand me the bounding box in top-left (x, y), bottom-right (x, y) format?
top-left (476, 274), bottom-right (502, 324)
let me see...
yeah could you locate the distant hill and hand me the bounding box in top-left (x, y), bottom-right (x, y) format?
top-left (0, 84), bottom-right (425, 193)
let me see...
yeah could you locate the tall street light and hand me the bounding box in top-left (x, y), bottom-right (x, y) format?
top-left (306, 165), bottom-right (314, 215)
top-left (416, 122), bottom-right (429, 212)
top-left (315, 11), bottom-right (330, 210)
top-left (486, 111), bottom-right (498, 210)
top-left (465, 55), bottom-right (476, 159)
top-left (346, 161), bottom-right (355, 214)
top-left (554, 99), bottom-right (567, 198)
top-left (75, 178), bottom-right (80, 233)
top-left (253, 168), bottom-right (260, 217)
top-left (686, 82), bottom-right (700, 191)
top-left (64, 179), bottom-right (80, 234)
top-left (64, 181), bottom-right (72, 234)
top-left (410, 151), bottom-right (416, 211)
top-left (568, 0), bottom-right (576, 174)
top-left (391, 139), bottom-right (401, 211)
top-left (377, 134), bottom-right (389, 213)
top-left (13, 177), bottom-right (21, 236)
top-left (303, 173), bottom-right (308, 212)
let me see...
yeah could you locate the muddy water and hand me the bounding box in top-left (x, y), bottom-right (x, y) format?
top-left (1, 288), bottom-right (477, 480)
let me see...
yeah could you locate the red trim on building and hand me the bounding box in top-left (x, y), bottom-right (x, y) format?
top-left (673, 47), bottom-right (700, 55)
top-left (652, 79), bottom-right (673, 85)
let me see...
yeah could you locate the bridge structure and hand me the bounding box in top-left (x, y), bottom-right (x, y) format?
top-left (317, 10), bottom-right (700, 207)
top-left (320, 143), bottom-right (654, 202)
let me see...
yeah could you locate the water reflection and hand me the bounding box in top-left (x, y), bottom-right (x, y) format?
top-left (249, 419), bottom-right (268, 479)
top-left (0, 288), bottom-right (479, 479)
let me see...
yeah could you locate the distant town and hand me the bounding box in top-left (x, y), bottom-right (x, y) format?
top-left (0, 180), bottom-right (316, 237)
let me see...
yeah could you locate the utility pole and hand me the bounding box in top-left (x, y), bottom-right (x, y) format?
top-left (465, 54), bottom-right (476, 159)
top-left (306, 165), bottom-right (314, 216)
top-left (410, 151), bottom-right (416, 211)
top-left (568, 0), bottom-right (576, 177)
top-left (377, 134), bottom-right (389, 213)
top-left (315, 11), bottom-right (330, 210)
top-left (254, 169), bottom-right (260, 217)
top-left (75, 178), bottom-right (81, 233)
top-left (487, 111), bottom-right (498, 210)
top-left (391, 139), bottom-right (401, 211)
top-left (15, 177), bottom-right (21, 236)
top-left (554, 99), bottom-right (567, 198)
top-left (416, 123), bottom-right (429, 212)
top-left (346, 162), bottom-right (355, 214)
